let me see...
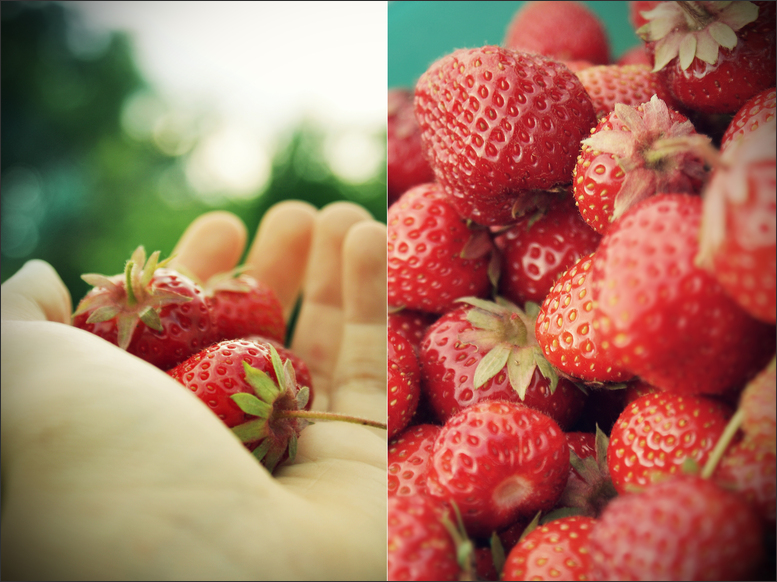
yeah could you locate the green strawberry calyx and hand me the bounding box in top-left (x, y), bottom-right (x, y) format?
top-left (74, 246), bottom-right (192, 350)
top-left (455, 296), bottom-right (559, 399)
top-left (637, 1), bottom-right (759, 72)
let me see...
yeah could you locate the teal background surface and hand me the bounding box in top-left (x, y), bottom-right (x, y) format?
top-left (388, 1), bottom-right (643, 89)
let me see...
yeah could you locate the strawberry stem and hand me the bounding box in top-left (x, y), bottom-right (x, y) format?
top-left (700, 408), bottom-right (745, 479)
top-left (676, 1), bottom-right (711, 29)
top-left (279, 410), bottom-right (387, 430)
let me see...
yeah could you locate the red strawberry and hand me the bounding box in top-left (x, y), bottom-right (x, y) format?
top-left (589, 475), bottom-right (766, 581)
top-left (426, 400), bottom-right (570, 538)
top-left (720, 87), bottom-right (776, 152)
top-left (496, 194), bottom-right (602, 308)
top-left (388, 308), bottom-right (438, 355)
top-left (696, 117), bottom-right (776, 323)
top-left (502, 516), bottom-right (597, 581)
top-left (419, 298), bottom-right (587, 430)
top-left (243, 334), bottom-right (314, 410)
top-left (474, 546), bottom-right (499, 582)
top-left (388, 423), bottom-right (441, 498)
top-left (387, 494), bottom-right (461, 582)
top-left (388, 328), bottom-right (421, 439)
top-left (615, 44), bottom-right (652, 67)
top-left (535, 252), bottom-right (632, 384)
top-left (628, 0), bottom-right (663, 31)
top-left (591, 193), bottom-right (776, 395)
top-left (387, 183), bottom-right (495, 314)
top-left (388, 88), bottom-right (436, 207)
top-left (167, 338), bottom-right (310, 473)
top-left (638, 0), bottom-right (776, 114)
top-left (73, 246), bottom-right (213, 371)
top-left (572, 95), bottom-right (709, 235)
top-left (204, 271), bottom-right (286, 345)
top-left (575, 63), bottom-right (678, 121)
top-left (739, 357), bottom-right (777, 441)
top-left (414, 45), bottom-right (597, 226)
top-left (503, 1), bottom-right (611, 66)
top-left (558, 427), bottom-right (618, 518)
top-left (607, 391), bottom-right (732, 494)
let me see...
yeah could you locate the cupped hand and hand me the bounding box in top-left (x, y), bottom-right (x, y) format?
top-left (1, 201), bottom-right (387, 581)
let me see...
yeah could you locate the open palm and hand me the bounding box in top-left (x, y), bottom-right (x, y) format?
top-left (1, 201), bottom-right (387, 581)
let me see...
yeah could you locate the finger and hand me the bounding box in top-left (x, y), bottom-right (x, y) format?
top-left (329, 221), bottom-right (388, 428)
top-left (169, 211), bottom-right (247, 283)
top-left (1, 260), bottom-right (72, 324)
top-left (290, 202), bottom-right (373, 410)
top-left (243, 200), bottom-right (317, 320)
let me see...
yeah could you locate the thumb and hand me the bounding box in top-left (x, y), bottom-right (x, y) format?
top-left (1, 260), bottom-right (72, 324)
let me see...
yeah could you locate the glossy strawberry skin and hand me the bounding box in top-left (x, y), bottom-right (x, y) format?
top-left (420, 304), bottom-right (587, 430)
top-left (502, 516), bottom-right (597, 581)
top-left (589, 475), bottom-right (766, 581)
top-left (388, 309), bottom-right (438, 355)
top-left (388, 494), bottom-right (460, 582)
top-left (387, 423), bottom-right (441, 498)
top-left (426, 400), bottom-right (569, 538)
top-left (387, 183), bottom-right (494, 315)
top-left (414, 45), bottom-right (597, 226)
top-left (592, 193), bottom-right (776, 396)
top-left (388, 328), bottom-right (421, 439)
top-left (73, 268), bottom-right (213, 371)
top-left (497, 195), bottom-right (601, 308)
top-left (720, 87), bottom-right (777, 152)
top-left (607, 391), bottom-right (732, 494)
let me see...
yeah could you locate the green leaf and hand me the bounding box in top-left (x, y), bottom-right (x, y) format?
top-left (533, 348), bottom-right (558, 393)
top-left (287, 432), bottom-right (298, 463)
top-left (138, 305), bottom-right (163, 332)
top-left (263, 445), bottom-right (285, 474)
top-left (231, 392), bottom-right (272, 418)
top-left (85, 304), bottom-right (120, 324)
top-left (243, 361), bottom-right (280, 402)
top-left (474, 343), bottom-right (511, 389)
top-left (80, 273), bottom-right (120, 291)
top-left (231, 418), bottom-right (269, 443)
top-left (507, 348), bottom-right (537, 399)
top-left (141, 250), bottom-right (161, 288)
top-left (268, 344), bottom-right (286, 391)
top-left (251, 439), bottom-right (271, 463)
top-left (295, 386), bottom-right (310, 410)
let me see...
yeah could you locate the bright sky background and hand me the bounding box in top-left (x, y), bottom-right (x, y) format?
top-left (67, 1), bottom-right (388, 197)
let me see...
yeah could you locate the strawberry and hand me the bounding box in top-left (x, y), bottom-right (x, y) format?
top-left (388, 328), bottom-right (421, 439)
top-left (387, 183), bottom-right (495, 315)
top-left (591, 193), bottom-right (776, 396)
top-left (739, 357), bottom-right (777, 441)
top-left (242, 334), bottom-right (314, 411)
top-left (607, 391), bottom-right (733, 494)
top-left (572, 95), bottom-right (709, 235)
top-left (413, 45), bottom-right (597, 226)
top-left (615, 44), bottom-right (652, 67)
top-left (637, 0), bottom-right (776, 114)
top-left (426, 400), bottom-right (570, 538)
top-left (628, 0), bottom-right (663, 31)
top-left (575, 63), bottom-right (678, 121)
top-left (535, 252), bottom-right (632, 384)
top-left (502, 515), bottom-right (597, 581)
top-left (167, 338), bottom-right (310, 473)
top-left (388, 88), bottom-right (435, 207)
top-left (203, 270), bottom-right (286, 345)
top-left (696, 117), bottom-right (776, 323)
top-left (588, 474), bottom-right (766, 581)
top-left (503, 1), bottom-right (611, 66)
top-left (387, 423), bottom-right (441, 498)
top-left (474, 546), bottom-right (500, 582)
top-left (388, 308), bottom-right (438, 355)
top-left (496, 194), bottom-right (601, 308)
top-left (388, 494), bottom-right (461, 582)
top-left (720, 87), bottom-right (776, 152)
top-left (73, 246), bottom-right (214, 371)
top-left (419, 298), bottom-right (587, 430)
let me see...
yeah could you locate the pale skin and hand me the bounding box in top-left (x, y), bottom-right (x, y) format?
top-left (1, 201), bottom-right (388, 581)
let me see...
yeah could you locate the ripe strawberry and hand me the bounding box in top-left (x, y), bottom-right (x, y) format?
top-left (496, 194), bottom-right (602, 308)
top-left (628, 0), bottom-right (662, 31)
top-left (637, 0), bottom-right (776, 114)
top-left (388, 308), bottom-right (438, 355)
top-left (388, 328), bottom-right (421, 439)
top-left (502, 516), bottom-right (597, 581)
top-left (558, 428), bottom-right (618, 519)
top-left (243, 334), bottom-right (314, 410)
top-left (388, 494), bottom-right (460, 582)
top-left (387, 423), bottom-right (441, 498)
top-left (73, 246), bottom-right (213, 371)
top-left (696, 117), bottom-right (776, 323)
top-left (535, 252), bottom-right (632, 384)
top-left (591, 193), bottom-right (776, 395)
top-left (474, 546), bottom-right (499, 582)
top-left (607, 391), bottom-right (733, 494)
top-left (615, 44), bottom-right (651, 67)
top-left (203, 271), bottom-right (285, 345)
top-left (572, 95), bottom-right (709, 235)
top-left (388, 88), bottom-right (435, 207)
top-left (414, 45), bottom-right (597, 226)
top-left (503, 1), bottom-right (611, 65)
top-left (720, 87), bottom-right (776, 152)
top-left (387, 183), bottom-right (495, 314)
top-left (419, 298), bottom-right (587, 430)
top-left (426, 400), bottom-right (570, 538)
top-left (575, 63), bottom-right (678, 121)
top-left (589, 475), bottom-right (766, 581)
top-left (167, 338), bottom-right (310, 473)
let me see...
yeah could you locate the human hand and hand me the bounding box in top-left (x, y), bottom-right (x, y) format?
top-left (1, 201), bottom-right (388, 581)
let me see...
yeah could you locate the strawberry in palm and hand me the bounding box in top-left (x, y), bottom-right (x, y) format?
top-left (73, 246), bottom-right (214, 371)
top-left (414, 45), bottom-right (597, 226)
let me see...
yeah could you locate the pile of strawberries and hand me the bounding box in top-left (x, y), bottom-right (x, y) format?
top-left (387, 2), bottom-right (776, 580)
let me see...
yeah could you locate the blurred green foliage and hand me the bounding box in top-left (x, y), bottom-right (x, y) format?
top-left (1, 1), bottom-right (387, 307)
